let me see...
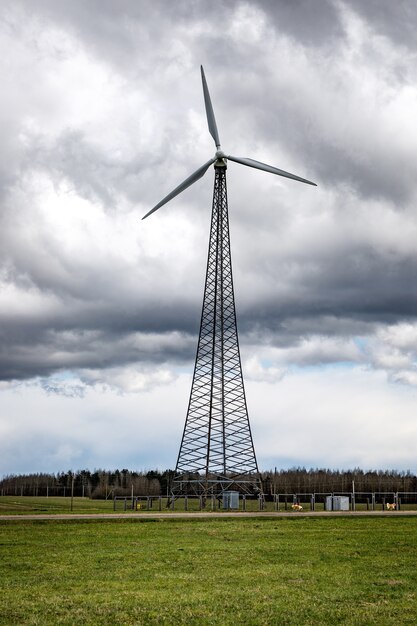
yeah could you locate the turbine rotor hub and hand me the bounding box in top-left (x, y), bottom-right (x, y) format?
top-left (215, 149), bottom-right (227, 168)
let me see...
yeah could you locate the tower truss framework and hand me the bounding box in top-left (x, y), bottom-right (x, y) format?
top-left (173, 163), bottom-right (261, 498)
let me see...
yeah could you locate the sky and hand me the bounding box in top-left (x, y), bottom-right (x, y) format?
top-left (1, 0), bottom-right (417, 476)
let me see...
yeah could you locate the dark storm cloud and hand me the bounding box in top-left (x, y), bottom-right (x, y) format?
top-left (348, 0), bottom-right (417, 52)
top-left (259, 0), bottom-right (343, 47)
top-left (0, 319), bottom-right (198, 381)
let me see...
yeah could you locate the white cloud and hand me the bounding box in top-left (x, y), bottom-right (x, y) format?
top-left (250, 366), bottom-right (417, 471)
top-left (80, 365), bottom-right (176, 394)
top-left (244, 356), bottom-right (286, 383)
top-left (2, 365), bottom-right (416, 475)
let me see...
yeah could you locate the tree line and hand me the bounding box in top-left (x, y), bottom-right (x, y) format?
top-left (1, 467), bottom-right (416, 497)
top-left (0, 469), bottom-right (172, 498)
top-left (260, 467), bottom-right (417, 495)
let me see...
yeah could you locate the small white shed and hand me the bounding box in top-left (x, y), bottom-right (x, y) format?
top-left (325, 495), bottom-right (350, 511)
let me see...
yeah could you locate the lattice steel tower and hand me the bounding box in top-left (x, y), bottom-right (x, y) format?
top-left (142, 66), bottom-right (316, 498)
top-left (174, 163), bottom-right (259, 496)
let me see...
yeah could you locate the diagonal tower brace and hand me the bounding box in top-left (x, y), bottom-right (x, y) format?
top-left (173, 162), bottom-right (261, 497)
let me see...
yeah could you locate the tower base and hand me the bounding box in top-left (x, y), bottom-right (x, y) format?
top-left (172, 472), bottom-right (263, 498)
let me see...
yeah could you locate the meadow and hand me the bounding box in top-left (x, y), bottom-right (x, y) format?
top-left (0, 496), bottom-right (114, 515)
top-left (1, 512), bottom-right (417, 625)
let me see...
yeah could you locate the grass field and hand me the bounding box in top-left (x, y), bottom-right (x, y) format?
top-left (0, 496), bottom-right (115, 515)
top-left (1, 515), bottom-right (417, 625)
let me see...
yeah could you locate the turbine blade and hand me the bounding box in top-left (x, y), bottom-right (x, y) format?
top-left (142, 159), bottom-right (216, 219)
top-left (201, 66), bottom-right (221, 149)
top-left (226, 155), bottom-right (317, 186)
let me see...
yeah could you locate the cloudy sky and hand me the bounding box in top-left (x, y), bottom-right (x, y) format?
top-left (1, 0), bottom-right (417, 476)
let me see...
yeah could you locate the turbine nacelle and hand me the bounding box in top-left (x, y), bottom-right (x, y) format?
top-left (142, 66), bottom-right (316, 220)
top-left (215, 149), bottom-right (227, 168)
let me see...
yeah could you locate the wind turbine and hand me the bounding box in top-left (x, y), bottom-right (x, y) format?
top-left (143, 66), bottom-right (316, 499)
top-left (143, 67), bottom-right (315, 220)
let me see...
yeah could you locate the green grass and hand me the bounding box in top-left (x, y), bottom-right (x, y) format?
top-left (1, 517), bottom-right (417, 625)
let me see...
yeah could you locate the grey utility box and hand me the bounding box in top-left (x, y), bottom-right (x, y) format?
top-left (222, 491), bottom-right (239, 510)
top-left (325, 496), bottom-right (350, 511)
